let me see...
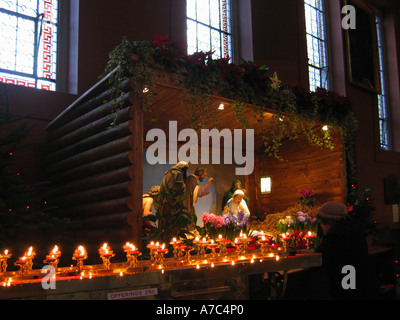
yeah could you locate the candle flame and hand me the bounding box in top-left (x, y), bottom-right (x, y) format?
top-left (77, 245), bottom-right (86, 256)
top-left (4, 249), bottom-right (8, 255)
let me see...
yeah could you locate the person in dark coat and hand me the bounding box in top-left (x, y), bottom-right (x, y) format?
top-left (315, 201), bottom-right (379, 300)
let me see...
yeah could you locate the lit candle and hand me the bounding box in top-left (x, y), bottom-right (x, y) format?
top-left (123, 242), bottom-right (133, 252)
top-left (25, 246), bottom-right (35, 258)
top-left (207, 239), bottom-right (218, 248)
top-left (51, 245), bottom-right (61, 258)
top-left (170, 237), bottom-right (182, 246)
top-left (306, 231), bottom-right (315, 238)
top-left (74, 245), bottom-right (87, 259)
top-left (157, 243), bottom-right (168, 254)
top-left (305, 231), bottom-right (315, 250)
top-left (1, 250), bottom-right (12, 259)
top-left (128, 244), bottom-right (140, 255)
top-left (16, 256), bottom-right (27, 264)
top-left (100, 243), bottom-right (114, 257)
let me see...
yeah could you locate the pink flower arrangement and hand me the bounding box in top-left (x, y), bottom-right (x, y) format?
top-left (297, 189), bottom-right (316, 207)
top-left (202, 212), bottom-right (224, 228)
top-left (298, 189), bottom-right (314, 198)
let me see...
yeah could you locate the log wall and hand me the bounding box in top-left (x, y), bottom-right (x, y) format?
top-left (250, 129), bottom-right (347, 215)
top-left (45, 76), bottom-right (141, 255)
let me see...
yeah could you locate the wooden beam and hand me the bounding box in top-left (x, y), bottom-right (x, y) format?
top-left (127, 89), bottom-right (144, 250)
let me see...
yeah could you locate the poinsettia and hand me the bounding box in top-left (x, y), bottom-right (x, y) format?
top-left (152, 33), bottom-right (185, 67)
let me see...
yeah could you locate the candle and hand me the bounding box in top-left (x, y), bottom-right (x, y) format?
top-left (124, 242), bottom-right (133, 252)
top-left (157, 243), bottom-right (168, 254)
top-left (128, 244), bottom-right (140, 255)
top-left (207, 239), bottom-right (218, 247)
top-left (125, 243), bottom-right (141, 268)
top-left (199, 238), bottom-right (209, 245)
top-left (1, 250), bottom-right (12, 259)
top-left (216, 235), bottom-right (230, 243)
top-left (24, 246), bottom-right (35, 259)
top-left (258, 235), bottom-right (269, 243)
top-left (74, 245), bottom-right (87, 259)
top-left (305, 231), bottom-right (315, 250)
top-left (50, 245), bottom-right (61, 258)
top-left (16, 256), bottom-right (27, 264)
top-left (170, 237), bottom-right (182, 246)
top-left (99, 243), bottom-right (113, 256)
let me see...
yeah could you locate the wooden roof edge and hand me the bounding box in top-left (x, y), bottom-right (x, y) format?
top-left (45, 67), bottom-right (120, 132)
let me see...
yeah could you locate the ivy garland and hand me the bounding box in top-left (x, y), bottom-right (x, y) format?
top-left (103, 34), bottom-right (359, 188)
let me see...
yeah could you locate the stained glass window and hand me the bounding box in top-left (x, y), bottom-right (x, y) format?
top-left (186, 0), bottom-right (232, 59)
top-left (376, 15), bottom-right (390, 150)
top-left (0, 0), bottom-right (58, 91)
top-left (304, 0), bottom-right (328, 91)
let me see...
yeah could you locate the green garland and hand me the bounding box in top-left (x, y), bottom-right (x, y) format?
top-left (103, 34), bottom-right (358, 186)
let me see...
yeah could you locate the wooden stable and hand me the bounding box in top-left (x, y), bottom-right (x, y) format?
top-left (44, 70), bottom-right (347, 252)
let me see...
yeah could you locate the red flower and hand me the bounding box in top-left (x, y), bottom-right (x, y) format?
top-left (153, 33), bottom-right (185, 66)
top-left (153, 33), bottom-right (170, 47)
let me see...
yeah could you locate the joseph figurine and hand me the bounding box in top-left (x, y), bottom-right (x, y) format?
top-left (184, 166), bottom-right (213, 216)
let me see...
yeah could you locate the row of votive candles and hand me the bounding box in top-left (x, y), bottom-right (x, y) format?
top-left (0, 232), bottom-right (317, 274)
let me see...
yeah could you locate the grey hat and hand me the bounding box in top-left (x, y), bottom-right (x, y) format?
top-left (317, 201), bottom-right (348, 220)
